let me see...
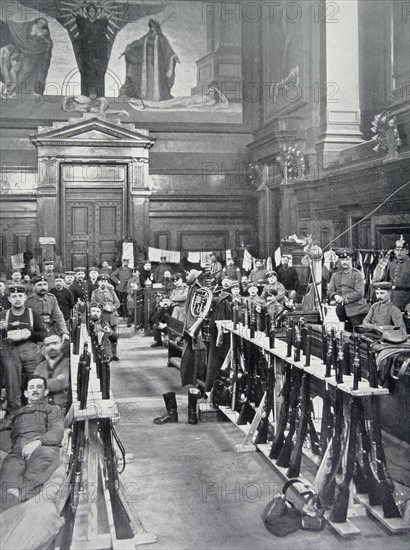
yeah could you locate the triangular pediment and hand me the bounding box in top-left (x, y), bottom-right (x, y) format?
top-left (31, 117), bottom-right (155, 149)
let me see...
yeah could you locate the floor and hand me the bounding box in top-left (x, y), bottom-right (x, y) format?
top-left (110, 325), bottom-right (410, 550)
top-left (0, 323), bottom-right (409, 549)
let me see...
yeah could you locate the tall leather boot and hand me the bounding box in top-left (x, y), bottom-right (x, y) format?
top-left (187, 388), bottom-right (200, 425)
top-left (153, 392), bottom-right (178, 424)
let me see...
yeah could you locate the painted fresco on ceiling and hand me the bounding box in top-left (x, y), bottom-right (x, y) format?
top-left (0, 0), bottom-right (242, 123)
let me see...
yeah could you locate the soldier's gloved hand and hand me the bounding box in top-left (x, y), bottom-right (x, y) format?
top-left (333, 294), bottom-right (343, 304)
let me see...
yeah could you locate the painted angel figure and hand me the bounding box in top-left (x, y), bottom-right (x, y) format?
top-left (16, 0), bottom-right (166, 97)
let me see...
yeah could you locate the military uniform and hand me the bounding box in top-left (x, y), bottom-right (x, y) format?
top-left (0, 401), bottom-right (63, 510)
top-left (261, 281), bottom-right (286, 302)
top-left (363, 300), bottom-right (404, 328)
top-left (221, 264), bottom-right (241, 283)
top-left (385, 257), bottom-right (410, 311)
top-left (170, 282), bottom-right (189, 322)
top-left (26, 291), bottom-right (68, 337)
top-left (327, 248), bottom-right (369, 327)
top-left (0, 300), bottom-right (47, 414)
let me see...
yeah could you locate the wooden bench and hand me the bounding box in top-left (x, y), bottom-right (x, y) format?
top-left (166, 315), bottom-right (184, 370)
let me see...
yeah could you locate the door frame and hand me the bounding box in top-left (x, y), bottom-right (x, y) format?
top-left (60, 160), bottom-right (129, 269)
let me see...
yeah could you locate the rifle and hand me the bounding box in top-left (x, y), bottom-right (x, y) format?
top-left (354, 399), bottom-right (382, 505)
top-left (330, 395), bottom-right (360, 522)
top-left (249, 303), bottom-right (256, 339)
top-left (253, 352), bottom-right (275, 445)
top-left (319, 379), bottom-right (333, 457)
top-left (59, 419), bottom-right (86, 547)
top-left (72, 305), bottom-right (82, 355)
top-left (342, 339), bottom-right (351, 375)
top-left (237, 340), bottom-right (256, 425)
top-left (269, 360), bottom-right (291, 459)
top-left (305, 324), bottom-right (312, 367)
top-left (98, 418), bottom-right (135, 539)
top-left (336, 334), bottom-right (344, 384)
top-left (307, 400), bottom-right (321, 456)
top-left (325, 331), bottom-right (332, 378)
top-left (314, 385), bottom-right (344, 507)
top-left (287, 372), bottom-right (310, 477)
top-left (230, 334), bottom-right (241, 412)
top-left (321, 324), bottom-right (327, 363)
top-left (286, 323), bottom-right (293, 357)
top-left (101, 352), bottom-right (111, 399)
top-left (368, 395), bottom-right (401, 518)
top-left (276, 367), bottom-right (303, 468)
top-left (293, 325), bottom-right (301, 363)
top-left (77, 343), bottom-right (91, 409)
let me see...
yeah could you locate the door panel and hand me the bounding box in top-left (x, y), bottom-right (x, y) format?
top-left (65, 193), bottom-right (123, 269)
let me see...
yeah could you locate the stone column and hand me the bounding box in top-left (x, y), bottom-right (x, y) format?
top-left (316, 0), bottom-right (364, 168)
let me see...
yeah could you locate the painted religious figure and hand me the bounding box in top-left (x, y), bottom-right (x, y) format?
top-left (0, 18), bottom-right (52, 97)
top-left (15, 0), bottom-right (166, 97)
top-left (120, 19), bottom-right (180, 102)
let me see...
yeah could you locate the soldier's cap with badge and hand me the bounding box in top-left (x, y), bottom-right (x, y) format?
top-left (11, 268), bottom-right (22, 274)
top-left (89, 266), bottom-right (99, 273)
top-left (248, 281), bottom-right (258, 288)
top-left (43, 334), bottom-right (61, 345)
top-left (395, 235), bottom-right (409, 250)
top-left (65, 270), bottom-right (75, 276)
top-left (32, 275), bottom-right (48, 284)
top-left (266, 270), bottom-right (277, 278)
top-left (230, 281), bottom-right (240, 289)
top-left (172, 272), bottom-right (183, 281)
top-left (373, 281), bottom-right (392, 291)
top-left (74, 267), bottom-right (86, 272)
top-left (89, 301), bottom-right (103, 309)
top-left (335, 248), bottom-right (354, 258)
top-left (54, 273), bottom-right (65, 280)
top-left (7, 283), bottom-right (27, 294)
top-left (97, 273), bottom-right (110, 281)
top-left (43, 260), bottom-right (54, 266)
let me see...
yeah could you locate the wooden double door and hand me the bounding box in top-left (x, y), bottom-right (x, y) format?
top-left (62, 164), bottom-right (127, 269)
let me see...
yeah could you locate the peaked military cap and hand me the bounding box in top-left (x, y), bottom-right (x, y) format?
top-left (32, 275), bottom-right (48, 284)
top-left (373, 281), bottom-right (392, 290)
top-left (74, 267), bottom-right (86, 272)
top-left (266, 270), bottom-right (277, 277)
top-left (97, 273), bottom-right (110, 281)
top-left (7, 283), bottom-right (27, 294)
top-left (89, 301), bottom-right (103, 309)
top-left (335, 248), bottom-right (354, 258)
top-left (65, 271), bottom-right (75, 276)
top-left (54, 273), bottom-right (65, 280)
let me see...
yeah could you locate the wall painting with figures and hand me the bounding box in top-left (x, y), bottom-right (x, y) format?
top-left (0, 0), bottom-right (243, 124)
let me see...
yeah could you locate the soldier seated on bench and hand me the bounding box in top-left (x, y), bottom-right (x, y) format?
top-left (0, 375), bottom-right (64, 511)
top-left (149, 296), bottom-right (173, 347)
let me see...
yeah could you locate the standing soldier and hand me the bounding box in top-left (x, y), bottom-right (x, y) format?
top-left (41, 260), bottom-right (55, 290)
top-left (0, 284), bottom-right (47, 429)
top-left (385, 235), bottom-right (410, 311)
top-left (0, 277), bottom-right (10, 311)
top-left (70, 267), bottom-right (89, 308)
top-left (64, 270), bottom-right (75, 291)
top-left (87, 266), bottom-right (100, 299)
top-left (91, 274), bottom-right (120, 360)
top-left (221, 256), bottom-right (241, 284)
top-left (327, 248), bottom-right (369, 330)
top-left (110, 258), bottom-right (132, 316)
top-left (49, 273), bottom-right (75, 323)
top-left (276, 255), bottom-right (300, 293)
top-left (26, 276), bottom-right (69, 341)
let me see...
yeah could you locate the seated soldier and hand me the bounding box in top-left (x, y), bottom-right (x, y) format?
top-left (362, 281), bottom-right (406, 331)
top-left (261, 270), bottom-right (286, 302)
top-left (169, 273), bottom-right (188, 322)
top-left (0, 375), bottom-right (64, 511)
top-left (125, 268), bottom-right (141, 327)
top-left (249, 259), bottom-right (267, 284)
top-left (89, 302), bottom-right (113, 360)
top-left (149, 296), bottom-right (173, 347)
top-left (34, 334), bottom-right (70, 411)
top-left (221, 256), bottom-right (241, 284)
top-left (245, 282), bottom-right (266, 307)
top-left (265, 289), bottom-right (286, 327)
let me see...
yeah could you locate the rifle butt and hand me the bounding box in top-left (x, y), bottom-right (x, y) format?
top-left (237, 401), bottom-right (255, 425)
top-left (381, 482), bottom-right (401, 518)
top-left (276, 439), bottom-right (294, 468)
top-left (286, 452), bottom-right (302, 478)
top-left (329, 486), bottom-right (349, 523)
top-left (269, 434), bottom-right (284, 459)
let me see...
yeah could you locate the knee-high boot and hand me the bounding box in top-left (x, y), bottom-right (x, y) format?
top-left (187, 388), bottom-right (200, 425)
top-left (153, 392), bottom-right (178, 424)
